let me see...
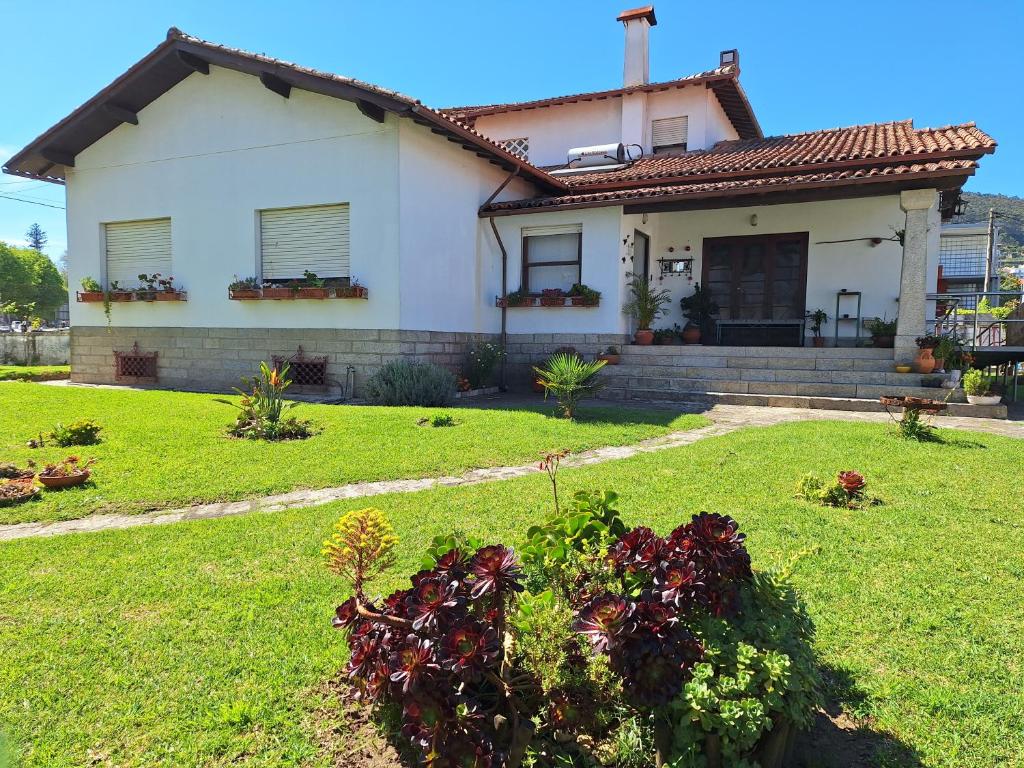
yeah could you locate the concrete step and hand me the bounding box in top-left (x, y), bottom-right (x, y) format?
top-left (597, 389), bottom-right (1006, 419)
top-left (619, 344), bottom-right (894, 360)
top-left (602, 365), bottom-right (930, 387)
top-left (615, 355), bottom-right (903, 373)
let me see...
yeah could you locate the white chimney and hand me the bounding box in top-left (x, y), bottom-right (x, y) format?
top-left (618, 6), bottom-right (657, 87)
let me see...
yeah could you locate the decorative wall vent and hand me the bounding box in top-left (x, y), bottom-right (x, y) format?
top-left (497, 137), bottom-right (529, 161)
top-left (114, 342), bottom-right (158, 382)
top-left (272, 346), bottom-right (328, 389)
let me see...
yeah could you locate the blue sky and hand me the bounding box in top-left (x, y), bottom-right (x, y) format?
top-left (2, 0), bottom-right (1021, 263)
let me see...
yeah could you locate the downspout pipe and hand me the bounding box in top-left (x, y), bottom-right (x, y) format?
top-left (481, 169), bottom-right (519, 391)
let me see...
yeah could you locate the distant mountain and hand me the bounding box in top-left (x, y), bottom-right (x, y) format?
top-left (954, 193), bottom-right (1024, 255)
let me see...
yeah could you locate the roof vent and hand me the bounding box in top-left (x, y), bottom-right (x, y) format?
top-left (720, 49), bottom-right (739, 67)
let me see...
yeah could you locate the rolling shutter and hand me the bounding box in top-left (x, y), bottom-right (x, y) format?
top-left (260, 203), bottom-right (350, 280)
top-left (652, 116), bottom-right (688, 152)
top-left (104, 218), bottom-right (172, 287)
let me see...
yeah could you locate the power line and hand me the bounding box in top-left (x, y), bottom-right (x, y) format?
top-left (0, 193), bottom-right (65, 210)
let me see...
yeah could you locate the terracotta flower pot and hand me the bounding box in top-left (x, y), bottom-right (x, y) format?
top-left (297, 287), bottom-right (330, 299)
top-left (540, 297), bottom-right (565, 307)
top-left (913, 347), bottom-right (936, 374)
top-left (596, 354), bottom-right (620, 365)
top-left (634, 329), bottom-right (654, 345)
top-left (812, 336), bottom-right (826, 347)
top-left (77, 291), bottom-right (105, 303)
top-left (229, 288), bottom-right (261, 300)
top-left (108, 291), bottom-right (134, 302)
top-left (135, 290), bottom-right (157, 302)
top-left (682, 326), bottom-right (701, 344)
top-left (38, 469), bottom-right (90, 488)
top-left (155, 291), bottom-right (184, 301)
top-left (261, 287), bottom-right (294, 299)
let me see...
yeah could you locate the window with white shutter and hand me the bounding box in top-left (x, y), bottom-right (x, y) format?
top-left (104, 218), bottom-right (172, 288)
top-left (259, 203), bottom-right (350, 281)
top-left (522, 224), bottom-right (582, 293)
top-left (652, 116), bottom-right (688, 154)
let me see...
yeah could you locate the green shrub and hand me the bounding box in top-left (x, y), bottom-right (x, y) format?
top-left (533, 352), bottom-right (607, 418)
top-left (364, 359), bottom-right (456, 406)
top-left (962, 368), bottom-right (994, 396)
top-left (215, 362), bottom-right (312, 441)
top-left (49, 419), bottom-right (102, 447)
top-left (462, 342), bottom-right (504, 389)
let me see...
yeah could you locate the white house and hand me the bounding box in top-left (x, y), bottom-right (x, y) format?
top-left (3, 7), bottom-right (1000, 409)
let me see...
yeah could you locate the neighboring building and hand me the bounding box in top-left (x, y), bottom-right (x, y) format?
top-left (2, 7), bottom-right (1000, 406)
top-left (938, 222), bottom-right (1000, 307)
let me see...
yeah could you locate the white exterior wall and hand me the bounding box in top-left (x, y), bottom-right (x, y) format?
top-left (647, 195), bottom-right (925, 340)
top-left (65, 67), bottom-right (402, 329)
top-left (470, 84), bottom-right (738, 168)
top-left (397, 121), bottom-right (536, 333)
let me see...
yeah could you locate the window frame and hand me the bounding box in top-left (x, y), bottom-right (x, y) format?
top-left (521, 227), bottom-right (583, 294)
top-left (651, 115), bottom-right (689, 154)
top-left (256, 202), bottom-right (351, 285)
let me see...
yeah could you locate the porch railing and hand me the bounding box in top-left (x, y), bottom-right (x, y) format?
top-left (928, 290), bottom-right (1024, 350)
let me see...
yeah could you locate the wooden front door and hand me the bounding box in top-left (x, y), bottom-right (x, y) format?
top-left (702, 232), bottom-right (809, 322)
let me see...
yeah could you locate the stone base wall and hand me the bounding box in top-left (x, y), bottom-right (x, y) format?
top-left (504, 333), bottom-right (631, 387)
top-left (71, 327), bottom-right (499, 396)
top-left (1, 330), bottom-right (70, 366)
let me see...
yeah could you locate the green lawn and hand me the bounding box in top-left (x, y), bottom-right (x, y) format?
top-left (1, 421), bottom-right (1021, 767)
top-left (0, 384), bottom-right (707, 524)
top-left (0, 365), bottom-right (69, 382)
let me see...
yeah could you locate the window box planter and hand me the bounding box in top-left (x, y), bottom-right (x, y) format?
top-left (76, 291), bottom-right (105, 303)
top-left (540, 296), bottom-right (567, 307)
top-left (335, 285), bottom-right (368, 299)
top-left (154, 290), bottom-right (186, 301)
top-left (260, 287), bottom-right (295, 299)
top-left (570, 296), bottom-right (599, 306)
top-left (228, 288), bottom-right (261, 300)
top-left (108, 291), bottom-right (134, 302)
top-left (296, 286), bottom-right (331, 299)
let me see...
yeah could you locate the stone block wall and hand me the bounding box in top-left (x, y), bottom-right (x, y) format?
top-left (70, 327), bottom-right (499, 396)
top-left (1, 330), bottom-right (70, 365)
top-left (504, 332), bottom-right (631, 387)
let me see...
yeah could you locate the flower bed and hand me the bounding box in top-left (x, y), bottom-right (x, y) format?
top-left (325, 488), bottom-right (820, 767)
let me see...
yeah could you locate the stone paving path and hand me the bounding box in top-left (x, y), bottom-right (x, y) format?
top-left (2, 404), bottom-right (1021, 543)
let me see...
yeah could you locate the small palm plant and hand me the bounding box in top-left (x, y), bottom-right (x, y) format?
top-left (216, 361), bottom-right (311, 439)
top-left (533, 352), bottom-right (607, 419)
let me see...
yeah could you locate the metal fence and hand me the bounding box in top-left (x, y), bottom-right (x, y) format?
top-left (929, 290), bottom-right (1024, 349)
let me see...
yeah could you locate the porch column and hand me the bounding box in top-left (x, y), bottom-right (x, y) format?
top-left (896, 189), bottom-right (937, 360)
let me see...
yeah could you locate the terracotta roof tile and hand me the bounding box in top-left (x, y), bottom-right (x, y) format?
top-left (483, 159), bottom-right (979, 213)
top-left (557, 121), bottom-right (996, 187)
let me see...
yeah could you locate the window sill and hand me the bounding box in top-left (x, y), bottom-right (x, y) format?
top-left (76, 291), bottom-right (187, 303)
top-left (228, 287), bottom-right (369, 301)
top-left (496, 296), bottom-right (599, 308)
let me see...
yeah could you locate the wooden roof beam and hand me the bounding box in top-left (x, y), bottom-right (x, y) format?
top-left (356, 99), bottom-right (386, 123)
top-left (102, 102), bottom-right (139, 126)
top-left (177, 50), bottom-right (210, 74)
top-left (41, 147), bottom-right (75, 168)
top-left (259, 71), bottom-right (291, 99)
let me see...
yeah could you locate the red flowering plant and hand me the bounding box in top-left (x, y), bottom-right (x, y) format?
top-left (797, 470), bottom-right (875, 509)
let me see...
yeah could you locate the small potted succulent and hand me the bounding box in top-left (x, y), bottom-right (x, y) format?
top-left (135, 273), bottom-right (160, 301)
top-left (295, 271), bottom-right (331, 299)
top-left (228, 276), bottom-right (261, 299)
top-left (78, 276), bottom-right (104, 302)
top-left (107, 281), bottom-right (134, 302)
top-left (962, 369), bottom-right (1001, 405)
top-left (336, 277), bottom-right (368, 299)
top-left (568, 283), bottom-right (601, 306)
top-left (156, 274), bottom-right (185, 301)
top-left (679, 283), bottom-right (719, 345)
top-left (867, 317), bottom-right (897, 348)
top-left (540, 288), bottom-right (566, 307)
top-left (37, 456), bottom-right (95, 489)
top-left (808, 308), bottom-right (828, 347)
top-left (596, 345), bottom-right (621, 365)
top-left (624, 272), bottom-right (671, 345)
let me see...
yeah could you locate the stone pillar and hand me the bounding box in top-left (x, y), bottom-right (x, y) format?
top-left (896, 189), bottom-right (937, 361)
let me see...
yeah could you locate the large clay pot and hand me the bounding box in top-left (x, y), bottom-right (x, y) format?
top-left (634, 329), bottom-right (654, 346)
top-left (682, 325), bottom-right (701, 344)
top-left (913, 347), bottom-right (936, 374)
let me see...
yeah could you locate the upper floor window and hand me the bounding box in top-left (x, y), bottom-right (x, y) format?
top-left (521, 224), bottom-right (582, 293)
top-left (652, 116), bottom-right (688, 154)
top-left (104, 218), bottom-right (172, 288)
top-left (259, 203), bottom-right (350, 282)
top-left (497, 137), bottom-right (529, 161)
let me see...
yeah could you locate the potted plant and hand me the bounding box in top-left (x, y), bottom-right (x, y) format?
top-left (260, 281), bottom-right (294, 299)
top-left (228, 276), bottom-right (261, 299)
top-left (653, 327), bottom-right (677, 345)
top-left (37, 456), bottom-right (95, 488)
top-left (135, 273), bottom-right (160, 301)
top-left (156, 274), bottom-right (185, 301)
top-left (0, 477), bottom-right (38, 507)
top-left (336, 278), bottom-right (368, 299)
top-left (540, 288), bottom-right (566, 307)
top-left (503, 289), bottom-right (532, 308)
top-left (913, 335), bottom-right (941, 374)
top-left (623, 272), bottom-right (671, 345)
top-left (867, 317), bottom-right (897, 348)
top-left (78, 276), bottom-right (104, 302)
top-left (679, 283), bottom-right (719, 345)
top-left (962, 369), bottom-right (1002, 405)
top-left (932, 334), bottom-right (958, 374)
top-left (107, 281), bottom-right (134, 302)
top-left (808, 308), bottom-right (828, 347)
top-left (596, 345), bottom-right (620, 365)
top-left (568, 283), bottom-right (601, 306)
top-left (295, 270), bottom-right (331, 299)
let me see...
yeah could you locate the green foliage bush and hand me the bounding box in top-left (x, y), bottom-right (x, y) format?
top-left (533, 352), bottom-right (607, 418)
top-left (364, 359), bottom-right (456, 406)
top-left (49, 419), bottom-right (102, 447)
top-left (462, 342), bottom-right (504, 389)
top-left (216, 362), bottom-right (312, 441)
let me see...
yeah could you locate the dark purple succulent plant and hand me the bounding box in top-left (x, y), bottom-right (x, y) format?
top-left (653, 559), bottom-right (705, 609)
top-left (607, 526), bottom-right (663, 575)
top-left (389, 635), bottom-right (440, 693)
top-left (573, 593), bottom-right (635, 652)
top-left (332, 596), bottom-right (360, 630)
top-left (468, 545), bottom-right (524, 599)
top-left (441, 620), bottom-right (502, 680)
top-left (670, 512), bottom-right (751, 580)
top-left (406, 574), bottom-right (464, 631)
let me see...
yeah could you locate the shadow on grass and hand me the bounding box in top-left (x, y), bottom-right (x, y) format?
top-left (454, 397), bottom-right (704, 428)
top-left (790, 665), bottom-right (924, 768)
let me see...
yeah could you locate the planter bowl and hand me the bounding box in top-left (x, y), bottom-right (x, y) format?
top-left (297, 287), bottom-right (331, 299)
top-left (894, 364), bottom-right (912, 373)
top-left (261, 287), bottom-right (294, 299)
top-left (634, 329), bottom-right (655, 345)
top-left (108, 292), bottom-right (134, 302)
top-left (540, 297), bottom-right (566, 307)
top-left (681, 326), bottom-right (701, 344)
top-left (38, 470), bottom-right (90, 489)
top-left (0, 481), bottom-right (39, 507)
top-left (966, 394), bottom-right (1002, 406)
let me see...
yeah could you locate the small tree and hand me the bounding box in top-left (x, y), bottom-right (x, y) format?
top-left (533, 352), bottom-right (606, 419)
top-left (25, 224), bottom-right (47, 253)
top-left (623, 271), bottom-right (672, 330)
